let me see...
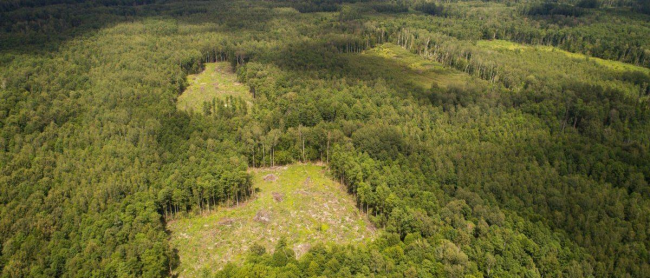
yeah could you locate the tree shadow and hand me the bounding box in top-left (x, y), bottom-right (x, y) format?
top-left (267, 39), bottom-right (433, 102)
top-left (0, 0), bottom-right (280, 54)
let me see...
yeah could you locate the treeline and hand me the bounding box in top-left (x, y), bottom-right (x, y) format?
top-left (279, 0), bottom-right (361, 13)
top-left (523, 2), bottom-right (588, 17)
top-left (279, 0), bottom-right (445, 15)
top-left (383, 3), bottom-right (650, 67)
top-left (380, 26), bottom-right (649, 140)
top-left (0, 0), bottom-right (155, 13)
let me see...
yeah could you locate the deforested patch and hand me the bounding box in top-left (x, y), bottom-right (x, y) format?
top-left (168, 164), bottom-right (375, 277)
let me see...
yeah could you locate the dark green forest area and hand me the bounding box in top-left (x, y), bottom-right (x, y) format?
top-left (1, 0), bottom-right (649, 277)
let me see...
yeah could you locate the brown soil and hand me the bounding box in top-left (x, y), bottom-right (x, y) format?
top-left (218, 218), bottom-right (236, 226)
top-left (263, 174), bottom-right (278, 182)
top-left (253, 210), bottom-right (271, 223)
top-left (272, 192), bottom-right (284, 202)
top-left (293, 243), bottom-right (312, 258)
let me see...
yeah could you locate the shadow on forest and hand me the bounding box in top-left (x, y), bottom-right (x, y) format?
top-left (1, 0), bottom-right (433, 106)
top-left (268, 40), bottom-right (433, 101)
top-left (0, 0), bottom-right (279, 54)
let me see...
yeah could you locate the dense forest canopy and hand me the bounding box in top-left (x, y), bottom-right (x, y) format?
top-left (0, 0), bottom-right (649, 277)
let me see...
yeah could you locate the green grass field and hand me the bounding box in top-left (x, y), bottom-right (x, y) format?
top-left (478, 39), bottom-right (650, 75)
top-left (167, 164), bottom-right (375, 277)
top-left (347, 43), bottom-right (473, 89)
top-left (176, 62), bottom-right (252, 113)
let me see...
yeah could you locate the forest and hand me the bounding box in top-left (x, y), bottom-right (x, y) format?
top-left (0, 0), bottom-right (649, 277)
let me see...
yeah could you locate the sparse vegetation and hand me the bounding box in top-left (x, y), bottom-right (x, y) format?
top-left (177, 62), bottom-right (251, 113)
top-left (168, 164), bottom-right (374, 277)
top-left (348, 43), bottom-right (476, 89)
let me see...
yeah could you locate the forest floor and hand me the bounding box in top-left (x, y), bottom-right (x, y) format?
top-left (176, 61), bottom-right (251, 113)
top-left (167, 163), bottom-right (376, 277)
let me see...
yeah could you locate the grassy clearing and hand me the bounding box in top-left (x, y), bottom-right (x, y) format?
top-left (478, 39), bottom-right (650, 75)
top-left (167, 163), bottom-right (375, 277)
top-left (177, 62), bottom-right (251, 113)
top-left (347, 43), bottom-right (472, 89)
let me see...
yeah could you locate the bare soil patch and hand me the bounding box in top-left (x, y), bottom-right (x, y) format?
top-left (293, 243), bottom-right (311, 258)
top-left (218, 218), bottom-right (236, 226)
top-left (263, 174), bottom-right (278, 182)
top-left (253, 210), bottom-right (271, 223)
top-left (272, 192), bottom-right (284, 202)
